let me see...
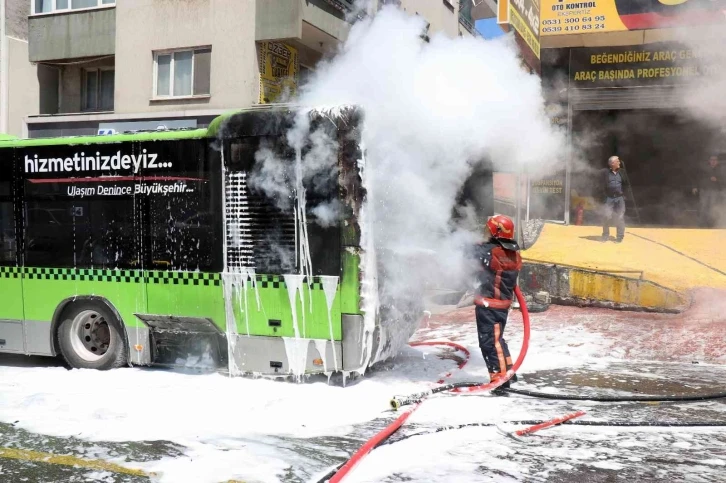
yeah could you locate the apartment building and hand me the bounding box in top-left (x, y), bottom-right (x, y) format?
top-left (382, 0), bottom-right (484, 38)
top-left (1, 0), bottom-right (39, 137)
top-left (22, 0), bottom-right (490, 139)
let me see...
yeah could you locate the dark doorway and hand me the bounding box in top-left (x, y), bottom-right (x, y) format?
top-left (570, 109), bottom-right (723, 227)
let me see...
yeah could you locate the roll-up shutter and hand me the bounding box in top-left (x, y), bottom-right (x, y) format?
top-left (570, 86), bottom-right (683, 111)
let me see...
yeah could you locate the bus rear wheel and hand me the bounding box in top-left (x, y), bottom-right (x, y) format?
top-left (58, 303), bottom-right (127, 370)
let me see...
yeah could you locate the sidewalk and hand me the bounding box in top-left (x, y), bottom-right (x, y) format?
top-left (523, 224), bottom-right (726, 292)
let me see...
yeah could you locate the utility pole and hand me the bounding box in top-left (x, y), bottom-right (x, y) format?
top-left (515, 168), bottom-right (523, 248)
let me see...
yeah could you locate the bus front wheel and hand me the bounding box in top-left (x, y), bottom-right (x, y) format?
top-left (57, 303), bottom-right (128, 370)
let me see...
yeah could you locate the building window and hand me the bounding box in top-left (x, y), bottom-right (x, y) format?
top-left (443, 0), bottom-right (455, 13)
top-left (154, 48), bottom-right (212, 98)
top-left (32, 0), bottom-right (115, 15)
top-left (82, 68), bottom-right (114, 112)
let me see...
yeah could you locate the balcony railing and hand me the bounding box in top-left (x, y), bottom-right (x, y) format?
top-left (459, 13), bottom-right (476, 34)
top-left (318, 0), bottom-right (367, 22)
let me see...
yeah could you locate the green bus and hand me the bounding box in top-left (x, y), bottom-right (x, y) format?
top-left (0, 105), bottom-right (404, 378)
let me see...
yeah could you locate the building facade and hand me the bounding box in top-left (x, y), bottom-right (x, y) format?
top-left (1, 0), bottom-right (39, 138)
top-left (492, 0), bottom-right (726, 228)
top-left (20, 0), bottom-right (482, 139)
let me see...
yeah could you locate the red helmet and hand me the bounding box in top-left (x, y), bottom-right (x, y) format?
top-left (486, 214), bottom-right (515, 241)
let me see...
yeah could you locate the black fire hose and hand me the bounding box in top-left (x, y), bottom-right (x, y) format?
top-left (379, 419), bottom-right (726, 448)
top-left (498, 387), bottom-right (726, 403)
top-left (392, 384), bottom-right (726, 409)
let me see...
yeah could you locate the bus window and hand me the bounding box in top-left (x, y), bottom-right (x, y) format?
top-left (24, 203), bottom-right (78, 267)
top-left (226, 136), bottom-right (297, 274)
top-left (0, 161), bottom-right (14, 264)
top-left (78, 201), bottom-right (141, 269)
top-left (0, 202), bottom-right (14, 263)
top-left (145, 139), bottom-right (222, 272)
top-left (224, 134), bottom-right (343, 276)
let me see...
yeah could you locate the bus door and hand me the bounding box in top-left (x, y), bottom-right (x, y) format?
top-left (0, 147), bottom-right (24, 353)
top-left (138, 138), bottom-right (226, 366)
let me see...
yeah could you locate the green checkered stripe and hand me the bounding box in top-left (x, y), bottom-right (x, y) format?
top-left (145, 271), bottom-right (221, 286)
top-left (0, 266), bottom-right (21, 279)
top-left (24, 267), bottom-right (145, 283)
top-left (254, 274), bottom-right (326, 290)
top-left (5, 266), bottom-right (221, 286)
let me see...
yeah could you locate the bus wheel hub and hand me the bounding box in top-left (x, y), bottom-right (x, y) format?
top-left (71, 310), bottom-right (110, 361)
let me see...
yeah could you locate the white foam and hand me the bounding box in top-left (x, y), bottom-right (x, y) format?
top-left (283, 274), bottom-right (305, 340)
top-left (312, 339), bottom-right (330, 373)
top-left (320, 275), bottom-right (340, 371)
top-left (282, 337), bottom-right (310, 381)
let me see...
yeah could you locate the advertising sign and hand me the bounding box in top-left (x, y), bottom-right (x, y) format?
top-left (259, 41), bottom-right (299, 104)
top-left (22, 143), bottom-right (207, 199)
top-left (509, 0), bottom-right (541, 59)
top-left (569, 43), bottom-right (726, 87)
top-left (541, 0), bottom-right (726, 36)
top-left (529, 172), bottom-right (567, 221)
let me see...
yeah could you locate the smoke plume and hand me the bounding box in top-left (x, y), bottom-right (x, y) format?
top-left (658, 26), bottom-right (726, 228)
top-left (291, 6), bottom-right (565, 292)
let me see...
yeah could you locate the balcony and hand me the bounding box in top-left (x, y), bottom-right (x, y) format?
top-left (29, 2), bottom-right (116, 62)
top-left (255, 0), bottom-right (352, 54)
top-left (470, 0), bottom-right (497, 20)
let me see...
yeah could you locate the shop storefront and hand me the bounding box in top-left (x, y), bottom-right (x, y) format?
top-left (505, 0), bottom-right (726, 227)
top-left (535, 41), bottom-right (726, 227)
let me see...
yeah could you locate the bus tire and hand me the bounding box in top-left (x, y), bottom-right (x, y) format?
top-left (57, 302), bottom-right (128, 370)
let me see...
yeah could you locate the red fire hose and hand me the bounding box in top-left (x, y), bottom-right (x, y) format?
top-left (325, 286), bottom-right (531, 483)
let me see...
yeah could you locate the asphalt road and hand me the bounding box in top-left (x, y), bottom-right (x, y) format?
top-left (1, 354), bottom-right (725, 482)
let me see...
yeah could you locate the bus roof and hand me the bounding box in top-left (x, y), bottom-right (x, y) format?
top-left (0, 127), bottom-right (210, 149)
top-left (0, 104), bottom-right (359, 149)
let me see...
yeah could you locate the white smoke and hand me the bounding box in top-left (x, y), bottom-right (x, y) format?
top-left (673, 26), bottom-right (726, 130)
top-left (250, 139), bottom-right (294, 211)
top-left (311, 198), bottom-right (343, 228)
top-left (249, 122), bottom-right (341, 227)
top-left (290, 6), bottom-right (565, 294)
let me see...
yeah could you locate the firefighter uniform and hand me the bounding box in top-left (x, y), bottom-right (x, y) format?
top-left (472, 235), bottom-right (522, 387)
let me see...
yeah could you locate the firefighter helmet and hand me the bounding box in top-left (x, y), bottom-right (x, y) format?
top-left (486, 215), bottom-right (515, 241)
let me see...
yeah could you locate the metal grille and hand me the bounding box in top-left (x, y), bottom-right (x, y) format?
top-left (570, 86), bottom-right (682, 111)
top-left (224, 171), bottom-right (296, 272)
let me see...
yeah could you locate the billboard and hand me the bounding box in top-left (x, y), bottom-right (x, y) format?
top-left (540, 0), bottom-right (726, 36)
top-left (509, 0), bottom-right (541, 58)
top-left (259, 42), bottom-right (299, 104)
top-left (569, 43), bottom-right (726, 87)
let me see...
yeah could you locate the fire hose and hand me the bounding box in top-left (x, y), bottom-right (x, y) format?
top-left (317, 285), bottom-right (726, 482)
top-left (389, 285), bottom-right (532, 409)
top-left (317, 286), bottom-right (531, 483)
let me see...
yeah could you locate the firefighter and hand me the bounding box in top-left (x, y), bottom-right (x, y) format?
top-left (471, 214), bottom-right (522, 389)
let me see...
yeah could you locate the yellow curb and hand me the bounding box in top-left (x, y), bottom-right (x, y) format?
top-left (524, 224), bottom-right (726, 292)
top-left (0, 446), bottom-right (152, 477)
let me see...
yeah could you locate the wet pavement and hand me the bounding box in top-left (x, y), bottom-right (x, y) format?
top-left (1, 300), bottom-right (726, 482)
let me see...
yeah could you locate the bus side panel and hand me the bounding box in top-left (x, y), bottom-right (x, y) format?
top-left (145, 271), bottom-right (225, 330)
top-left (224, 279), bottom-right (341, 340)
top-left (340, 249), bottom-right (361, 316)
top-left (0, 267), bottom-right (24, 319)
top-left (301, 281), bottom-right (342, 341)
top-left (22, 271), bottom-right (148, 329)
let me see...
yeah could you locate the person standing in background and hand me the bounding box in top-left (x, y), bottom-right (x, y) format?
top-left (601, 156), bottom-right (626, 243)
top-left (692, 155), bottom-right (725, 228)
